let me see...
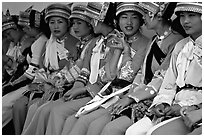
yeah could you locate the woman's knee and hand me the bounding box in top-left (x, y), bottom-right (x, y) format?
top-left (102, 116), bottom-right (131, 135)
top-left (13, 96), bottom-right (29, 111)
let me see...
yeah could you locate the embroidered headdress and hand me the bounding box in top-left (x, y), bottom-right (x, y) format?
top-left (116, 2), bottom-right (145, 17)
top-left (139, 2), bottom-right (177, 20)
top-left (86, 2), bottom-right (110, 22)
top-left (18, 6), bottom-right (41, 28)
top-left (175, 2), bottom-right (202, 15)
top-left (70, 2), bottom-right (91, 23)
top-left (45, 3), bottom-right (71, 23)
top-left (2, 9), bottom-right (17, 32)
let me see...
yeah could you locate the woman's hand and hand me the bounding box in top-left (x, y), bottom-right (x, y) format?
top-left (112, 97), bottom-right (133, 114)
top-left (165, 104), bottom-right (182, 117)
top-left (180, 105), bottom-right (198, 117)
top-left (151, 103), bottom-right (170, 118)
top-left (63, 87), bottom-right (86, 102)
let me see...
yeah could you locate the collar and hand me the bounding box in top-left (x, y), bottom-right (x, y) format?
top-left (56, 34), bottom-right (68, 44)
top-left (126, 31), bottom-right (141, 43)
top-left (78, 34), bottom-right (94, 49)
top-left (56, 33), bottom-right (68, 43)
top-left (81, 34), bottom-right (94, 44)
top-left (190, 35), bottom-right (202, 48)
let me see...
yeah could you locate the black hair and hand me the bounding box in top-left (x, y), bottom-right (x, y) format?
top-left (11, 15), bottom-right (24, 30)
top-left (103, 2), bottom-right (117, 28)
top-left (159, 2), bottom-right (188, 38)
top-left (40, 10), bottom-right (51, 38)
top-left (162, 2), bottom-right (177, 21)
top-left (171, 16), bottom-right (188, 38)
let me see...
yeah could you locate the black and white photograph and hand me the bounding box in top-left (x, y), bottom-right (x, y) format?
top-left (2, 1), bottom-right (202, 135)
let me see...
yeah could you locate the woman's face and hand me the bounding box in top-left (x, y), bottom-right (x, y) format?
top-left (3, 29), bottom-right (19, 42)
top-left (48, 16), bottom-right (68, 39)
top-left (72, 18), bottom-right (92, 38)
top-left (179, 11), bottom-right (202, 39)
top-left (119, 11), bottom-right (141, 37)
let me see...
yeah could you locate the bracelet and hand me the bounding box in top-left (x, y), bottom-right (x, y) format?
top-left (75, 79), bottom-right (86, 86)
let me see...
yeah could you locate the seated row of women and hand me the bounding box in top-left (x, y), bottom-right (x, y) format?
top-left (2, 2), bottom-right (202, 135)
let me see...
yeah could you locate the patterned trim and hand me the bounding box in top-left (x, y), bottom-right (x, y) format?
top-left (70, 3), bottom-right (91, 23)
top-left (45, 3), bottom-right (71, 22)
top-left (2, 15), bottom-right (17, 32)
top-left (138, 2), bottom-right (158, 14)
top-left (76, 68), bottom-right (90, 85)
top-left (86, 2), bottom-right (110, 22)
top-left (116, 3), bottom-right (145, 16)
top-left (18, 10), bottom-right (41, 28)
top-left (118, 61), bottom-right (135, 82)
top-left (175, 2), bottom-right (202, 15)
top-left (2, 22), bottom-right (17, 32)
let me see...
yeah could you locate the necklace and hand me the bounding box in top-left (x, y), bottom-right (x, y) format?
top-left (157, 27), bottom-right (172, 41)
top-left (157, 27), bottom-right (172, 46)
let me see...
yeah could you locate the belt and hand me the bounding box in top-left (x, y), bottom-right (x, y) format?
top-left (176, 84), bottom-right (202, 92)
top-left (30, 63), bottom-right (39, 68)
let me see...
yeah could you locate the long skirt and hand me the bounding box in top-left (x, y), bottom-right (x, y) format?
top-left (2, 86), bottom-right (28, 127)
top-left (45, 97), bottom-right (92, 135)
top-left (22, 99), bottom-right (64, 134)
top-left (147, 116), bottom-right (192, 135)
top-left (62, 108), bottom-right (110, 135)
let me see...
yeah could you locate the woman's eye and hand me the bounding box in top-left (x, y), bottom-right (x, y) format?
top-left (121, 16), bottom-right (127, 19)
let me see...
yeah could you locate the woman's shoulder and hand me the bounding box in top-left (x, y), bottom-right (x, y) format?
top-left (36, 34), bottom-right (48, 44)
top-left (173, 37), bottom-right (190, 55)
top-left (131, 33), bottom-right (150, 50)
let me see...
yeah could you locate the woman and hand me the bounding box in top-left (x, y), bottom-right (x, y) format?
top-left (96, 2), bottom-right (186, 135)
top-left (7, 8), bottom-right (49, 135)
top-left (2, 12), bottom-right (18, 84)
top-left (2, 11), bottom-right (35, 90)
top-left (2, 9), bottom-right (37, 130)
top-left (7, 3), bottom-right (79, 134)
top-left (23, 2), bottom-right (127, 135)
top-left (3, 8), bottom-right (50, 91)
top-left (61, 2), bottom-right (149, 135)
top-left (22, 2), bottom-right (96, 134)
top-left (45, 2), bottom-right (126, 135)
top-left (2, 8), bottom-right (49, 134)
top-left (126, 2), bottom-right (202, 135)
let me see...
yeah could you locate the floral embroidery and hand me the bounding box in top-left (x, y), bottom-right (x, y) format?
top-left (118, 61), bottom-right (134, 82)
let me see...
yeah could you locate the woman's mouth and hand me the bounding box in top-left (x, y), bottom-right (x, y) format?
top-left (54, 30), bottom-right (60, 33)
top-left (125, 26), bottom-right (133, 31)
top-left (183, 25), bottom-right (191, 31)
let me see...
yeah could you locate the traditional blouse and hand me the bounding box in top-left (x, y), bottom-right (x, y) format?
top-left (150, 35), bottom-right (202, 108)
top-left (77, 29), bottom-right (126, 97)
top-left (118, 31), bottom-right (149, 82)
top-left (43, 32), bottom-right (79, 71)
top-left (132, 30), bottom-right (184, 92)
top-left (24, 34), bottom-right (48, 79)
